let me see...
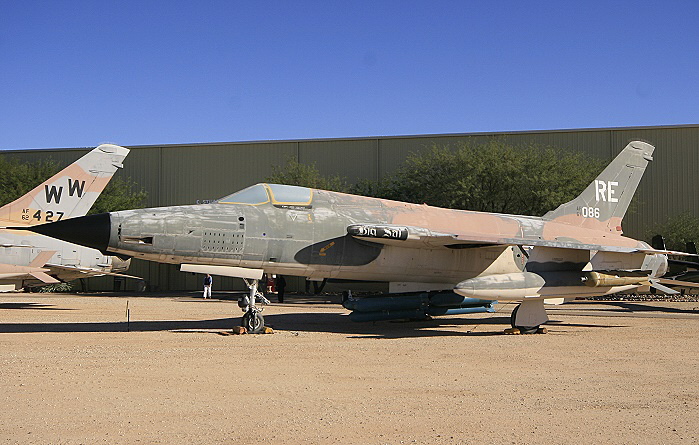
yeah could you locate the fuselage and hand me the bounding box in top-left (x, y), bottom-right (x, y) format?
top-left (96, 185), bottom-right (665, 293)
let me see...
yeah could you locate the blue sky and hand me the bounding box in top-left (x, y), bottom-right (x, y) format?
top-left (1, 0), bottom-right (697, 150)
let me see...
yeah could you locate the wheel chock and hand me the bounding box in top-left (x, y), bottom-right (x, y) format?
top-left (262, 327), bottom-right (274, 334)
top-left (536, 327), bottom-right (548, 334)
top-left (232, 326), bottom-right (247, 335)
top-left (504, 328), bottom-right (520, 335)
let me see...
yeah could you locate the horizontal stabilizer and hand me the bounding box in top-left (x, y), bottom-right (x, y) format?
top-left (656, 277), bottom-right (699, 289)
top-left (29, 271), bottom-right (60, 284)
top-left (648, 279), bottom-right (680, 295)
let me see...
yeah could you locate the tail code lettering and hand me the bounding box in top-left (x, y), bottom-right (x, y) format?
top-left (68, 179), bottom-right (85, 197)
top-left (44, 185), bottom-right (63, 204)
top-left (594, 180), bottom-right (619, 203)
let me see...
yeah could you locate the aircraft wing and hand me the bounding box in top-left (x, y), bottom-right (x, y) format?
top-left (45, 263), bottom-right (142, 280)
top-left (347, 223), bottom-right (686, 255)
top-left (29, 271), bottom-right (60, 284)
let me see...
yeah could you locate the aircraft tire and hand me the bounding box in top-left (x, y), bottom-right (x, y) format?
top-left (242, 311), bottom-right (265, 334)
top-left (510, 304), bottom-right (538, 334)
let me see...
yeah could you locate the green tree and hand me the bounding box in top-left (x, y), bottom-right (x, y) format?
top-left (266, 158), bottom-right (348, 192)
top-left (648, 212), bottom-right (699, 251)
top-left (0, 156), bottom-right (61, 205)
top-left (0, 155), bottom-right (147, 212)
top-left (358, 139), bottom-right (607, 216)
top-left (88, 177), bottom-right (148, 214)
top-left (265, 140), bottom-right (608, 217)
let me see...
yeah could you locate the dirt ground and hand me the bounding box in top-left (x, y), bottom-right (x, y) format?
top-left (1, 292), bottom-right (698, 445)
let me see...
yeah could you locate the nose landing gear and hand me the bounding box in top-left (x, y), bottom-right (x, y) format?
top-left (240, 278), bottom-right (267, 333)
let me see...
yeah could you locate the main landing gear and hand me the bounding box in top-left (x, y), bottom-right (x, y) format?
top-left (239, 278), bottom-right (268, 334)
top-left (506, 299), bottom-right (549, 335)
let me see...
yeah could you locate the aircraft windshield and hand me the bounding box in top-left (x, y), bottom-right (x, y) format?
top-left (267, 184), bottom-right (312, 205)
top-left (217, 183), bottom-right (313, 206)
top-left (218, 184), bottom-right (269, 204)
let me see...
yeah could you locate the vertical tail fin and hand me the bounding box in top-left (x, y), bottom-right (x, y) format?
top-left (542, 140), bottom-right (654, 233)
top-left (0, 144), bottom-right (130, 226)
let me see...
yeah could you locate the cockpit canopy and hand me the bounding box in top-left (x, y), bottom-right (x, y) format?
top-left (218, 184), bottom-right (313, 208)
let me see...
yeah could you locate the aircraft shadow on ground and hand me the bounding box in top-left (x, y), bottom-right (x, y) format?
top-left (546, 300), bottom-right (699, 318)
top-left (261, 312), bottom-right (625, 338)
top-left (263, 312), bottom-right (494, 338)
top-left (0, 305), bottom-right (625, 336)
top-left (596, 301), bottom-right (699, 314)
top-left (0, 312), bottom-right (496, 336)
top-left (0, 318), bottom-right (237, 334)
top-left (0, 302), bottom-right (75, 311)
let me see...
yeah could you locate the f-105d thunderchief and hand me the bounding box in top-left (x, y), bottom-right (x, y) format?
top-left (21, 141), bottom-right (690, 333)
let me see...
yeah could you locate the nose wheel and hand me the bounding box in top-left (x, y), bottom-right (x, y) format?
top-left (241, 278), bottom-right (266, 333)
top-left (242, 310), bottom-right (264, 333)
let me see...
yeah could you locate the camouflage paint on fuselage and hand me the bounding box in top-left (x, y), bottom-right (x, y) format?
top-left (104, 185), bottom-right (649, 289)
top-left (26, 141), bottom-right (668, 295)
top-left (24, 141), bottom-right (679, 330)
top-left (113, 205), bottom-right (516, 286)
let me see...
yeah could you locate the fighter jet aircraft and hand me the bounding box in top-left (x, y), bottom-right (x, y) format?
top-left (20, 141), bottom-right (688, 332)
top-left (0, 144), bottom-right (134, 289)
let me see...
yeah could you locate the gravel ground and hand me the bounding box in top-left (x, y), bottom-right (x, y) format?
top-left (1, 293), bottom-right (698, 444)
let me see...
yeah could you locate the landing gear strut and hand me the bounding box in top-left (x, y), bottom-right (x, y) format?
top-left (240, 278), bottom-right (267, 333)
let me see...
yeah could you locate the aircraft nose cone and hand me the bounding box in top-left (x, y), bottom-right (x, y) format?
top-left (29, 213), bottom-right (112, 253)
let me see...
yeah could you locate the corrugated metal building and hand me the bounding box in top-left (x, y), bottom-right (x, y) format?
top-left (4, 124), bottom-right (699, 291)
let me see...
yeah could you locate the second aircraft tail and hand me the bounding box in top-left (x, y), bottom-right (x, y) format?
top-left (0, 144), bottom-right (130, 226)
